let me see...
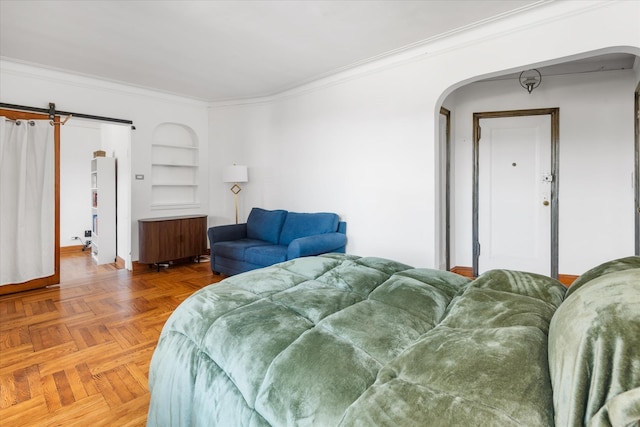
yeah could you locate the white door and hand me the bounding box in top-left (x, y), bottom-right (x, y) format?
top-left (478, 115), bottom-right (552, 275)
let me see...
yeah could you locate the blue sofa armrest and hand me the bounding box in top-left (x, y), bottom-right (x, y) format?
top-left (287, 232), bottom-right (347, 259)
top-left (208, 223), bottom-right (247, 244)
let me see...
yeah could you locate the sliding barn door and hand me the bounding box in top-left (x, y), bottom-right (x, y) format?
top-left (0, 109), bottom-right (60, 294)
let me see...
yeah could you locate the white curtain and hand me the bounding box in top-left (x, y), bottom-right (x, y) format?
top-left (0, 118), bottom-right (55, 285)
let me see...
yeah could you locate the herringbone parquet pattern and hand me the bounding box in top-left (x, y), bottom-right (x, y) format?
top-left (0, 251), bottom-right (222, 427)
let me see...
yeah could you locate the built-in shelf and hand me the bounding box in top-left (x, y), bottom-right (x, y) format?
top-left (152, 163), bottom-right (198, 167)
top-left (151, 123), bottom-right (199, 208)
top-left (151, 143), bottom-right (198, 150)
top-left (151, 183), bottom-right (199, 187)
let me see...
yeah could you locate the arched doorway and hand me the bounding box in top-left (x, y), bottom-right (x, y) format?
top-left (438, 50), bottom-right (639, 278)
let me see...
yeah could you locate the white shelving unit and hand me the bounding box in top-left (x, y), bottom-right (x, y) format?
top-left (90, 156), bottom-right (116, 265)
top-left (151, 123), bottom-right (199, 209)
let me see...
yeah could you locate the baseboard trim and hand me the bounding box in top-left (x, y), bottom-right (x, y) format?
top-left (60, 245), bottom-right (85, 254)
top-left (451, 266), bottom-right (578, 287)
top-left (115, 256), bottom-right (126, 270)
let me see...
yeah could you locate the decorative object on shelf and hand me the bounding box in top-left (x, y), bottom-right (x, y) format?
top-left (93, 150), bottom-right (106, 158)
top-left (519, 69), bottom-right (542, 94)
top-left (223, 164), bottom-right (248, 224)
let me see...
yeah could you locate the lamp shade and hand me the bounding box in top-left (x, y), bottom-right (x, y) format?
top-left (223, 165), bottom-right (248, 183)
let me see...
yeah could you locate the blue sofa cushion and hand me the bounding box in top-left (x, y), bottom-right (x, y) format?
top-left (245, 245), bottom-right (288, 266)
top-left (246, 208), bottom-right (287, 245)
top-left (212, 239), bottom-right (272, 260)
top-left (279, 212), bottom-right (339, 246)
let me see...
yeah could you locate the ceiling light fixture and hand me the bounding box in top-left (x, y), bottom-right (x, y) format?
top-left (519, 69), bottom-right (542, 94)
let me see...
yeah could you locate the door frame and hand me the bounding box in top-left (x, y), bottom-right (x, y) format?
top-left (440, 107), bottom-right (451, 271)
top-left (635, 82), bottom-right (639, 256)
top-left (472, 108), bottom-right (560, 278)
top-left (0, 108), bottom-right (60, 294)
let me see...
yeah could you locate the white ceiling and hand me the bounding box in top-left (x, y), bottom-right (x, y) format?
top-left (0, 0), bottom-right (548, 102)
top-left (1, 1), bottom-right (636, 103)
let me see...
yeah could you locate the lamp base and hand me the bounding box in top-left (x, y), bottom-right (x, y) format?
top-left (229, 184), bottom-right (243, 224)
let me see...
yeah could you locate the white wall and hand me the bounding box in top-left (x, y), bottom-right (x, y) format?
top-left (209, 1), bottom-right (640, 269)
top-left (60, 121), bottom-right (100, 247)
top-left (210, 66), bottom-right (438, 266)
top-left (446, 70), bottom-right (636, 275)
top-left (209, 103), bottom-right (271, 225)
top-left (0, 61), bottom-right (209, 263)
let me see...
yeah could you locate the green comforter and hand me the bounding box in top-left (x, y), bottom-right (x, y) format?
top-left (549, 257), bottom-right (640, 427)
top-left (147, 254), bottom-right (566, 426)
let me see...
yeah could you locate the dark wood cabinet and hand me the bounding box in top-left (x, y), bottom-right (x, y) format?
top-left (138, 215), bottom-right (207, 269)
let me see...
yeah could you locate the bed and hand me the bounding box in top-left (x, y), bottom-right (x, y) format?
top-left (147, 254), bottom-right (640, 426)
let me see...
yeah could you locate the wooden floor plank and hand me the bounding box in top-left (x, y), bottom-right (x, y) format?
top-left (65, 366), bottom-right (89, 402)
top-left (0, 371), bottom-right (17, 408)
top-left (0, 341), bottom-right (79, 376)
top-left (12, 366), bottom-right (31, 403)
top-left (42, 372), bottom-right (63, 412)
top-left (0, 251), bottom-right (222, 426)
top-left (52, 369), bottom-right (76, 406)
top-left (36, 341), bottom-right (121, 377)
top-left (0, 394), bottom-right (49, 423)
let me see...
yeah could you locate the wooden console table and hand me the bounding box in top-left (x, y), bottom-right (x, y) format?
top-left (138, 215), bottom-right (207, 271)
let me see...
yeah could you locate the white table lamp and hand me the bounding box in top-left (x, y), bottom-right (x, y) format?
top-left (223, 165), bottom-right (248, 224)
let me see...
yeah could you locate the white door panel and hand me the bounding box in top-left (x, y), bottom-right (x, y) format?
top-left (478, 115), bottom-right (551, 275)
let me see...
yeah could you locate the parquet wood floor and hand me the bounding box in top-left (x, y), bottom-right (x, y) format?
top-left (0, 250), bottom-right (223, 427)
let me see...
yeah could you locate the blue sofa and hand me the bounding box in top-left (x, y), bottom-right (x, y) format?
top-left (208, 208), bottom-right (347, 275)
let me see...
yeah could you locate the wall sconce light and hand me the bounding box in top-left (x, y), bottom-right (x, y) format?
top-left (223, 164), bottom-right (248, 224)
top-left (519, 69), bottom-right (542, 94)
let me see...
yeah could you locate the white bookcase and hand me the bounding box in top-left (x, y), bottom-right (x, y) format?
top-left (90, 157), bottom-right (116, 264)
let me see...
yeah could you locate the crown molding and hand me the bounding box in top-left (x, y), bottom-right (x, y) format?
top-left (1, 0), bottom-right (624, 111)
top-left (0, 58), bottom-right (210, 108)
top-left (208, 0), bottom-right (616, 109)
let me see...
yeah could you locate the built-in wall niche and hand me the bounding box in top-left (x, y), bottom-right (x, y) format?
top-left (151, 123), bottom-right (199, 209)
